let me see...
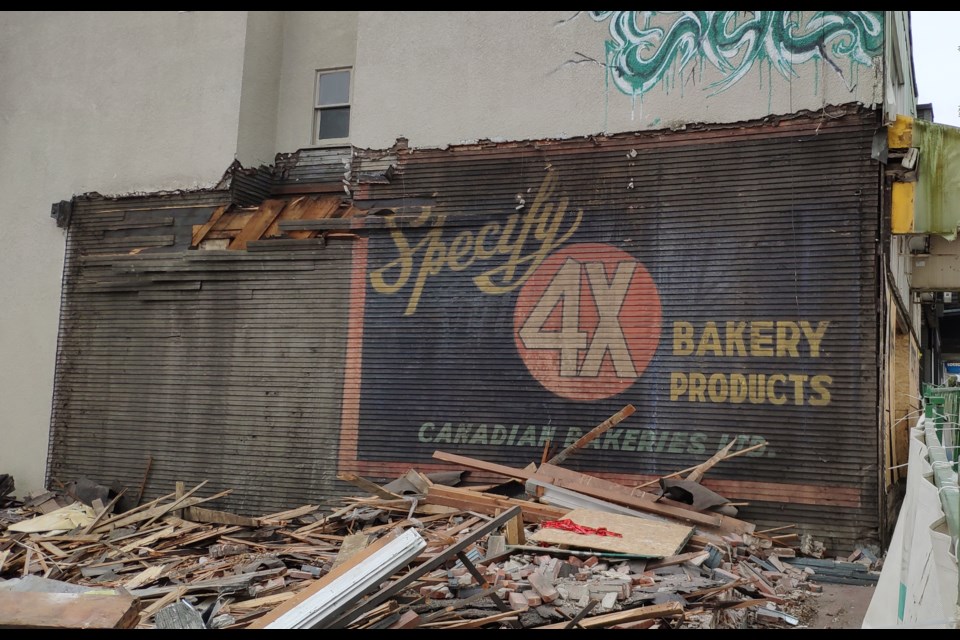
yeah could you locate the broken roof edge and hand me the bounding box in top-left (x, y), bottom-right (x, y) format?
top-left (347, 102), bottom-right (874, 158)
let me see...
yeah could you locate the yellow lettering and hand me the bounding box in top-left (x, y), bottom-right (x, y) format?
top-left (407, 230), bottom-right (447, 316)
top-left (810, 374), bottom-right (832, 405)
top-left (674, 322), bottom-right (695, 355)
top-left (788, 373), bottom-right (808, 405)
top-left (689, 373), bottom-right (707, 402)
top-left (767, 374), bottom-right (787, 405)
top-left (776, 321), bottom-right (801, 357)
top-left (725, 321), bottom-right (747, 356)
top-left (474, 172), bottom-right (583, 293)
top-left (708, 372), bottom-right (728, 402)
top-left (801, 321), bottom-right (830, 357)
top-left (751, 321), bottom-right (774, 357)
top-left (670, 372), bottom-right (688, 401)
top-left (447, 231), bottom-right (475, 271)
top-left (749, 374), bottom-right (766, 404)
top-left (370, 173), bottom-right (582, 315)
top-left (369, 222), bottom-right (429, 294)
top-left (729, 373), bottom-right (748, 403)
top-left (696, 322), bottom-right (723, 357)
top-left (474, 222), bottom-right (500, 259)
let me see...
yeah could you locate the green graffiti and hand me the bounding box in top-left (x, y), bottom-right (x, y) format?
top-left (589, 11), bottom-right (883, 99)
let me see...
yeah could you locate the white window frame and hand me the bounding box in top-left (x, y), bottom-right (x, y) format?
top-left (313, 68), bottom-right (352, 146)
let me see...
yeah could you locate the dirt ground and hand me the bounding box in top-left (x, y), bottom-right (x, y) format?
top-left (804, 583), bottom-right (876, 629)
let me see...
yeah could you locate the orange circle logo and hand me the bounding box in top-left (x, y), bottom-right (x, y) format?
top-left (513, 243), bottom-right (662, 401)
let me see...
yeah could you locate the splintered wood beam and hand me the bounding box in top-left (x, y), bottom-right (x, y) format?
top-left (185, 506), bottom-right (259, 527)
top-left (81, 488), bottom-right (127, 535)
top-left (142, 481), bottom-right (209, 528)
top-left (548, 404), bottom-right (635, 466)
top-left (431, 451), bottom-right (535, 481)
top-left (685, 440), bottom-right (737, 483)
top-left (425, 485), bottom-right (566, 523)
top-left (336, 473), bottom-right (402, 500)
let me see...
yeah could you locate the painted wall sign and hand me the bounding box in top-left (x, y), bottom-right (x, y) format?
top-left (339, 115), bottom-right (878, 525)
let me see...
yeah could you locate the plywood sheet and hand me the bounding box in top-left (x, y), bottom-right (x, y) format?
top-left (528, 509), bottom-right (692, 558)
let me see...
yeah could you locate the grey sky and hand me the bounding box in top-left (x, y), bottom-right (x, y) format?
top-left (910, 11), bottom-right (960, 126)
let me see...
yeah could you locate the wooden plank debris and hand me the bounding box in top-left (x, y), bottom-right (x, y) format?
top-left (534, 601), bottom-right (685, 629)
top-left (528, 509), bottom-right (692, 558)
top-left (432, 451), bottom-right (536, 481)
top-left (0, 457), bottom-right (817, 631)
top-left (547, 404), bottom-right (635, 466)
top-left (253, 529), bottom-right (427, 629)
top-left (533, 464), bottom-right (723, 528)
top-left (336, 473), bottom-right (402, 500)
top-left (0, 590), bottom-right (140, 629)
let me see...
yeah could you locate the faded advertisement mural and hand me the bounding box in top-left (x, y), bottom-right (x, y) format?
top-left (337, 110), bottom-right (881, 545)
top-left (584, 11), bottom-right (883, 109)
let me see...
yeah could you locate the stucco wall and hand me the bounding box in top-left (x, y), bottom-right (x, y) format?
top-left (237, 11), bottom-right (284, 167)
top-left (274, 11), bottom-right (359, 153)
top-left (352, 11), bottom-right (885, 149)
top-left (0, 11), bottom-right (248, 496)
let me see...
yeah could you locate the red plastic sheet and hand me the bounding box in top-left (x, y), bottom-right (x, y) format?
top-left (539, 518), bottom-right (622, 538)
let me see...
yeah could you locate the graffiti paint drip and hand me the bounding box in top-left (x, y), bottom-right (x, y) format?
top-left (589, 11), bottom-right (883, 99)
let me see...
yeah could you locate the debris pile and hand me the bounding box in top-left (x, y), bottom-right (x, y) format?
top-left (0, 409), bottom-right (876, 629)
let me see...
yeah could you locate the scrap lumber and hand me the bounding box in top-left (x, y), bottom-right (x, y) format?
top-left (425, 485), bottom-right (566, 523)
top-left (95, 489), bottom-right (230, 532)
top-left (185, 505), bottom-right (259, 527)
top-left (685, 440), bottom-right (737, 484)
top-left (534, 601), bottom-right (685, 629)
top-left (143, 480), bottom-right (207, 527)
top-left (635, 442), bottom-right (767, 489)
top-left (331, 533), bottom-right (373, 569)
top-left (81, 489), bottom-right (126, 534)
top-left (432, 451), bottom-right (536, 481)
top-left (252, 529), bottom-right (427, 629)
top-left (0, 469), bottom-right (810, 630)
top-left (533, 464), bottom-right (721, 528)
top-left (326, 507), bottom-right (523, 629)
top-left (645, 550), bottom-right (711, 570)
top-left (547, 404), bottom-right (635, 466)
top-left (336, 473), bottom-right (403, 500)
top-left (505, 513), bottom-right (526, 546)
top-left (0, 590), bottom-right (140, 629)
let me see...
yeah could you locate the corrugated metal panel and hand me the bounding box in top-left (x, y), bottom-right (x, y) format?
top-left (344, 108), bottom-right (882, 551)
top-left (229, 165), bottom-right (275, 207)
top-left (49, 110), bottom-right (883, 552)
top-left (275, 147), bottom-right (352, 186)
top-left (48, 191), bottom-right (356, 514)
